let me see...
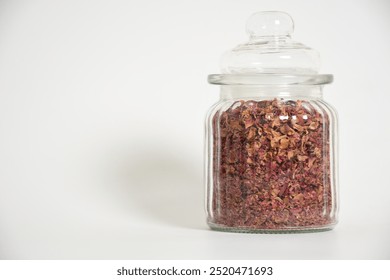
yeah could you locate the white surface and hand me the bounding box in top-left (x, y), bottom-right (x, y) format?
top-left (0, 0), bottom-right (389, 259)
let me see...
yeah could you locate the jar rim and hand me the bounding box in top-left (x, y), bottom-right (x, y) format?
top-left (208, 74), bottom-right (333, 86)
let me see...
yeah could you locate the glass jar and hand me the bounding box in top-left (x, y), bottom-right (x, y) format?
top-left (205, 12), bottom-right (338, 233)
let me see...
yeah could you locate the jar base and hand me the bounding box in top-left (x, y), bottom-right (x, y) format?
top-left (208, 222), bottom-right (336, 234)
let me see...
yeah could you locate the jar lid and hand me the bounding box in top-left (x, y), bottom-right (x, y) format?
top-left (209, 11), bottom-right (332, 85)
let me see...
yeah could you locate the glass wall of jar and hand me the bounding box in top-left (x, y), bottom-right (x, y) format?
top-left (205, 75), bottom-right (338, 233)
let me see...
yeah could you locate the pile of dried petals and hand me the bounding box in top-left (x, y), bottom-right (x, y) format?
top-left (210, 99), bottom-right (334, 230)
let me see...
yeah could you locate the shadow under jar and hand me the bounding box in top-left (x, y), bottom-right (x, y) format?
top-left (205, 12), bottom-right (339, 233)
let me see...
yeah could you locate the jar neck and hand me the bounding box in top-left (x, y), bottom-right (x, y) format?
top-left (220, 85), bottom-right (324, 100)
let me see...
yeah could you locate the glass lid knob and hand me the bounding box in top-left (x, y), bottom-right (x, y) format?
top-left (246, 11), bottom-right (294, 38)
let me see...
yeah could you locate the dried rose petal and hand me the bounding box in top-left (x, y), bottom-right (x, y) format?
top-left (297, 155), bottom-right (309, 161)
top-left (309, 121), bottom-right (319, 130)
top-left (280, 138), bottom-right (290, 149)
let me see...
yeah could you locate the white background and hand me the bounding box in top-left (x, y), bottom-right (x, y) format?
top-left (0, 0), bottom-right (389, 259)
